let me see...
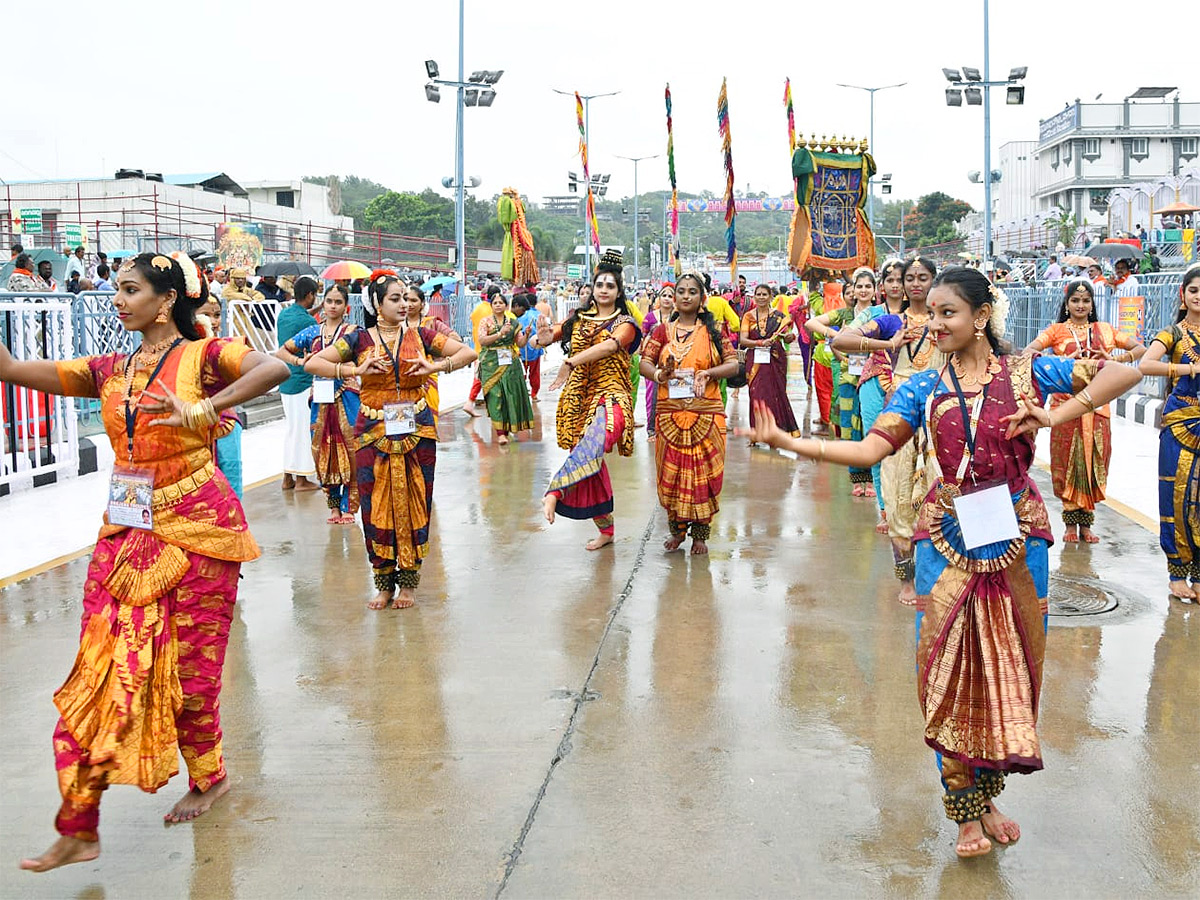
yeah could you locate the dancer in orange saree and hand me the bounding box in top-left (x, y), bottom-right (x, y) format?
top-left (2, 253), bottom-right (288, 872)
top-left (739, 267), bottom-right (1142, 859)
top-left (1024, 279), bottom-right (1144, 542)
top-left (640, 272), bottom-right (740, 554)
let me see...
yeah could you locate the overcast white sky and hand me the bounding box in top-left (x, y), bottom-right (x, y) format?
top-left (3, 0), bottom-right (1197, 213)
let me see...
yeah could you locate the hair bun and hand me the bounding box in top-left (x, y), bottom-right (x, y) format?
top-left (597, 249), bottom-right (624, 272)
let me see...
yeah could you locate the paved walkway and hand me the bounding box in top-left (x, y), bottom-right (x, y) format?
top-left (1, 368), bottom-right (1195, 898)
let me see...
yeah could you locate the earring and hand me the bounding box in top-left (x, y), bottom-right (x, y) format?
top-left (155, 302), bottom-right (174, 324)
top-left (974, 319), bottom-right (987, 340)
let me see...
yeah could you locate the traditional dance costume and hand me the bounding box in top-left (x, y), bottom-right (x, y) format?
top-left (1150, 322), bottom-right (1200, 583)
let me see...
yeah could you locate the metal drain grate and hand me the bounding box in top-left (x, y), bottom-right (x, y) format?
top-left (1048, 576), bottom-right (1120, 617)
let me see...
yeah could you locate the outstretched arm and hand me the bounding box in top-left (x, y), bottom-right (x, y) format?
top-left (0, 344), bottom-right (68, 395)
top-left (737, 401), bottom-right (894, 467)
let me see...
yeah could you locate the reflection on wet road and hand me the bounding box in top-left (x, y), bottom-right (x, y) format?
top-left (1, 392), bottom-right (1196, 898)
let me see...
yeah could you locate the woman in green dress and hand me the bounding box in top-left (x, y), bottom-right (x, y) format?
top-left (476, 288), bottom-right (534, 445)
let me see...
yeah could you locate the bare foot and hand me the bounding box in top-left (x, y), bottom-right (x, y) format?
top-left (390, 588), bottom-right (415, 609)
top-left (980, 801), bottom-right (1021, 845)
top-left (875, 515), bottom-right (889, 536)
top-left (336, 514), bottom-right (357, 524)
top-left (955, 820), bottom-right (992, 858)
top-left (1168, 579), bottom-right (1197, 600)
top-left (852, 484), bottom-right (865, 497)
top-left (690, 538), bottom-right (709, 555)
top-left (282, 474), bottom-right (295, 491)
top-left (463, 405), bottom-right (480, 417)
top-left (1063, 525), bottom-right (1079, 543)
top-left (865, 486), bottom-right (877, 499)
top-left (164, 777), bottom-right (230, 824)
top-left (497, 433), bottom-right (509, 445)
top-left (663, 533), bottom-right (686, 552)
top-left (368, 591), bottom-right (393, 610)
top-left (294, 477), bottom-right (320, 492)
top-left (897, 581), bottom-right (917, 607)
top-left (1080, 527), bottom-right (1100, 544)
top-left (326, 512), bottom-right (342, 524)
top-left (543, 494), bottom-right (557, 525)
top-left (19, 836), bottom-right (100, 872)
top-left (586, 533), bottom-right (614, 551)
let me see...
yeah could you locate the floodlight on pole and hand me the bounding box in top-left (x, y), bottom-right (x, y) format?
top-left (965, 87), bottom-right (983, 106)
top-left (1006, 85), bottom-right (1025, 105)
top-left (942, 68), bottom-right (962, 82)
top-left (616, 152), bottom-right (661, 285)
top-left (946, 89), bottom-right (963, 107)
top-left (425, 60), bottom-right (439, 79)
top-left (1008, 66), bottom-right (1027, 81)
top-left (963, 67), bottom-right (982, 81)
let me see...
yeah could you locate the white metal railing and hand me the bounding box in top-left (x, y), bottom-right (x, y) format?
top-left (1, 298), bottom-right (79, 492)
top-left (224, 298), bottom-right (286, 356)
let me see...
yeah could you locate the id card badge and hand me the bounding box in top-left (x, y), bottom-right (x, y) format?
top-left (108, 467), bottom-right (155, 530)
top-left (953, 483), bottom-right (1021, 550)
top-left (497, 348), bottom-right (513, 366)
top-left (667, 368), bottom-right (696, 399)
top-left (848, 354), bottom-right (867, 376)
top-left (384, 402), bottom-right (417, 436)
top-left (753, 347), bottom-right (772, 364)
top-left (311, 377), bottom-right (336, 404)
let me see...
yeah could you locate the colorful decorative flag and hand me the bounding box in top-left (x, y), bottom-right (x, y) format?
top-left (784, 78), bottom-right (796, 155)
top-left (576, 91), bottom-right (601, 259)
top-left (665, 84), bottom-right (680, 278)
top-left (717, 78), bottom-right (738, 283)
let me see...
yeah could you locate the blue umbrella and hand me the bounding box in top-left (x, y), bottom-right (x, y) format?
top-left (421, 275), bottom-right (458, 294)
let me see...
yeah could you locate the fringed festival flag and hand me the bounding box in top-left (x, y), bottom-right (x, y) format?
top-left (665, 84), bottom-right (680, 278)
top-left (576, 91), bottom-right (601, 259)
top-left (716, 78), bottom-right (738, 283)
top-left (784, 78), bottom-right (796, 155)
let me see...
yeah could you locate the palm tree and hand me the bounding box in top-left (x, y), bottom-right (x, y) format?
top-left (1045, 205), bottom-right (1078, 248)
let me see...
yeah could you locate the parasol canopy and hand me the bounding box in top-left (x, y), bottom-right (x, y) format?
top-left (420, 275), bottom-right (458, 294)
top-left (1154, 200), bottom-right (1200, 217)
top-left (1062, 254), bottom-right (1097, 267)
top-left (258, 260), bottom-right (318, 278)
top-left (1088, 243), bottom-right (1141, 261)
top-left (320, 260), bottom-right (372, 281)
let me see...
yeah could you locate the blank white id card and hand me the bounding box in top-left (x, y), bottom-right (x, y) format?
top-left (753, 347), bottom-right (771, 364)
top-left (953, 483), bottom-right (1021, 550)
top-left (667, 368), bottom-right (695, 399)
top-left (311, 378), bottom-right (335, 404)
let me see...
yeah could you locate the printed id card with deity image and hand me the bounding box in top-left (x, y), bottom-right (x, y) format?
top-left (108, 466), bottom-right (155, 530)
top-left (311, 378), bottom-right (336, 404)
top-left (753, 347), bottom-right (772, 364)
top-left (667, 368), bottom-right (696, 399)
top-left (847, 354), bottom-right (867, 376)
top-left (497, 348), bottom-right (513, 366)
top-left (952, 481), bottom-right (1021, 550)
top-left (384, 401), bottom-right (417, 436)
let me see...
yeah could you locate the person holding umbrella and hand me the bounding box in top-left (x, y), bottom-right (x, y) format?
top-left (1106, 257), bottom-right (1140, 298)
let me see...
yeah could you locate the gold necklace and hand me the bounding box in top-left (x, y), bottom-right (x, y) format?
top-left (950, 351), bottom-right (1000, 387)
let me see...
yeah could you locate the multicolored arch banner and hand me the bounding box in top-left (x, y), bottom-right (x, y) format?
top-left (678, 197), bottom-right (795, 213)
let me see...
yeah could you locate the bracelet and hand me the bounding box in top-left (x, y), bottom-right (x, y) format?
top-left (859, 337), bottom-right (868, 352)
top-left (182, 397), bottom-right (219, 430)
top-left (1077, 387), bottom-right (1096, 412)
top-left (1169, 363), bottom-right (1176, 381)
top-left (335, 362), bottom-right (342, 380)
top-left (817, 440), bottom-right (826, 462)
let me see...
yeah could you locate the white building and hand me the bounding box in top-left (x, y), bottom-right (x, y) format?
top-left (1, 170), bottom-right (355, 263)
top-left (994, 141), bottom-right (1038, 223)
top-left (1033, 93), bottom-right (1200, 231)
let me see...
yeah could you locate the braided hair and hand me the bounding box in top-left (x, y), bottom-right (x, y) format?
top-left (560, 250), bottom-right (635, 351)
top-left (123, 252), bottom-right (208, 340)
top-left (672, 272), bottom-right (725, 351)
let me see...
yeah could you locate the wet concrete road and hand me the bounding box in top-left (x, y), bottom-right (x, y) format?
top-left (1, 389), bottom-right (1197, 898)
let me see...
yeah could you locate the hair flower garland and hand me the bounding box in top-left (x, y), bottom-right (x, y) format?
top-left (988, 284), bottom-right (1010, 337)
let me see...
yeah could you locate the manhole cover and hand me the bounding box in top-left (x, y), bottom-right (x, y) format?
top-left (1048, 575), bottom-right (1120, 617)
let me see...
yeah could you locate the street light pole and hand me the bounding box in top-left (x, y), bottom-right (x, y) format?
top-left (616, 154), bottom-right (660, 286)
top-left (982, 0), bottom-right (993, 275)
top-left (454, 0), bottom-right (465, 288)
top-left (836, 81), bottom-right (906, 231)
top-left (554, 89), bottom-right (619, 277)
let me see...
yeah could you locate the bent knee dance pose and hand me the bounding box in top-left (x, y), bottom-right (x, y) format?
top-left (540, 250), bottom-right (641, 551)
top-left (742, 267), bottom-right (1143, 859)
top-left (3, 252), bottom-right (289, 872)
top-left (305, 274), bottom-right (476, 610)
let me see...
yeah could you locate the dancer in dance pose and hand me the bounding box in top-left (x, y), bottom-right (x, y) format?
top-left (740, 266), bottom-right (1142, 859)
top-left (4, 252), bottom-right (288, 872)
top-left (1024, 279), bottom-right (1145, 542)
top-left (641, 272), bottom-right (739, 553)
top-left (476, 288), bottom-right (534, 445)
top-left (538, 250), bottom-right (641, 550)
top-left (641, 284), bottom-right (674, 439)
top-left (740, 283), bottom-right (798, 441)
top-left (1138, 263), bottom-right (1200, 599)
top-left (304, 274), bottom-right (476, 609)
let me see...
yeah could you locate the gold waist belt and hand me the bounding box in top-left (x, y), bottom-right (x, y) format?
top-left (361, 397), bottom-right (428, 420)
top-left (152, 461), bottom-right (215, 510)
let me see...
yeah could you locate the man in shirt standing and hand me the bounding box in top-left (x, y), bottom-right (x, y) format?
top-left (275, 275), bottom-right (320, 492)
top-left (64, 246), bottom-right (86, 283)
top-left (1043, 254), bottom-right (1063, 281)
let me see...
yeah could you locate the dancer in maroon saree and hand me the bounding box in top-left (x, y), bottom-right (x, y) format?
top-left (740, 284), bottom-right (799, 438)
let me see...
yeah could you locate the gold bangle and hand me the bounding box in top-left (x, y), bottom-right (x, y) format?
top-left (817, 440), bottom-right (826, 462)
top-left (859, 337), bottom-right (867, 352)
top-left (1168, 363), bottom-right (1176, 381)
top-left (335, 362), bottom-right (342, 380)
top-left (1077, 387), bottom-right (1096, 412)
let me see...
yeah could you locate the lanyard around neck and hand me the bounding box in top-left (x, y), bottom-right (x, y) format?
top-left (123, 339), bottom-right (184, 462)
top-left (945, 365), bottom-right (991, 484)
top-left (375, 327), bottom-right (404, 394)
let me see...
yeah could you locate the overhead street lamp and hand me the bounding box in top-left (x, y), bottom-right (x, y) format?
top-left (615, 153), bottom-right (659, 286)
top-left (836, 81), bottom-right (906, 232)
top-left (942, 0), bottom-right (1027, 277)
top-left (422, 0), bottom-right (503, 288)
top-left (553, 88), bottom-right (620, 276)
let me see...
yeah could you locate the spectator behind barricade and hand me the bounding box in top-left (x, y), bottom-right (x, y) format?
top-left (66, 271), bottom-right (81, 294)
top-left (257, 274), bottom-right (287, 301)
top-left (64, 245), bottom-right (86, 282)
top-left (1137, 224), bottom-right (1148, 243)
top-left (7, 253), bottom-right (42, 291)
top-left (427, 283), bottom-right (448, 326)
top-left (93, 263), bottom-right (114, 292)
top-left (9, 242), bottom-right (23, 260)
top-left (223, 266), bottom-right (267, 345)
top-left (1043, 255), bottom-right (1062, 281)
top-left (89, 251), bottom-right (106, 280)
top-left (1107, 257), bottom-right (1140, 297)
top-left (513, 292), bottom-right (544, 400)
top-left (37, 260), bottom-right (59, 291)
top-left (209, 266), bottom-right (227, 299)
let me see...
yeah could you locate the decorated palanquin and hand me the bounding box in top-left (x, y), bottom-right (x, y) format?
top-left (786, 136), bottom-right (877, 274)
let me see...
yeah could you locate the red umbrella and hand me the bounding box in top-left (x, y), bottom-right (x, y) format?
top-left (320, 260), bottom-right (372, 281)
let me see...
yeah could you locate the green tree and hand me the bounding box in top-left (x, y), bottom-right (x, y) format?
top-left (902, 192), bottom-right (973, 247)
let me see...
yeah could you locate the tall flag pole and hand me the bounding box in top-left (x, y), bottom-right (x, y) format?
top-left (784, 78), bottom-right (796, 155)
top-left (717, 78), bottom-right (738, 284)
top-left (665, 83), bottom-right (680, 278)
top-left (576, 91), bottom-right (601, 260)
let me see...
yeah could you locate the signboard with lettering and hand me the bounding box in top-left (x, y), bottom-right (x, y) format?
top-left (1039, 105), bottom-right (1079, 145)
top-left (16, 207), bottom-right (43, 235)
top-left (63, 223), bottom-right (88, 249)
top-left (566, 264), bottom-right (583, 279)
top-left (1117, 296), bottom-right (1145, 342)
